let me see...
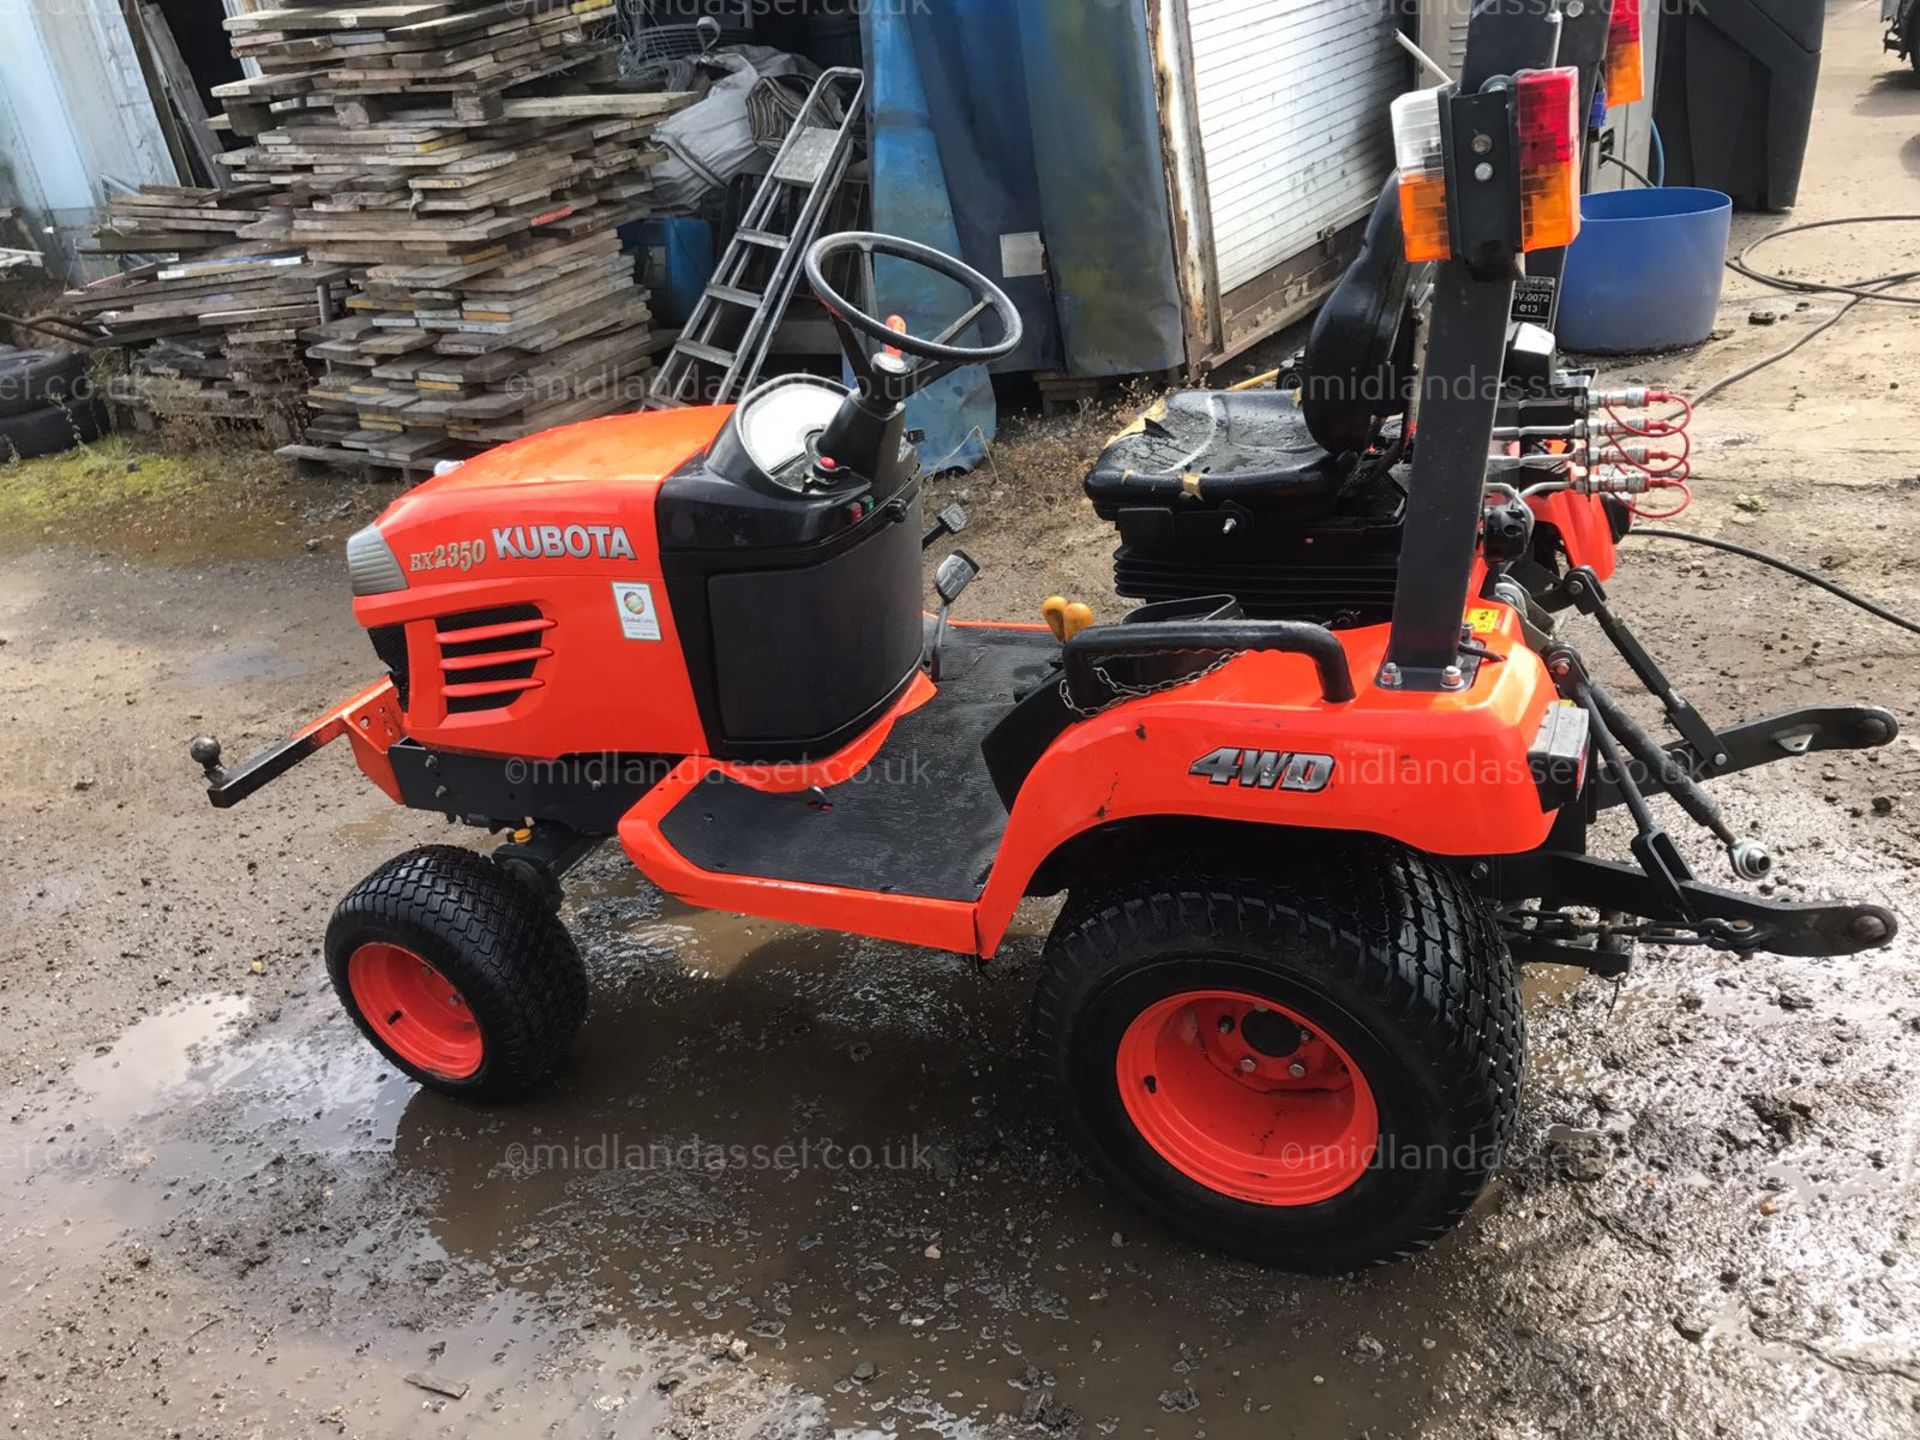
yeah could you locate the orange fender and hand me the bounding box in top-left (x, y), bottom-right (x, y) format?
top-left (970, 607), bottom-right (1559, 954)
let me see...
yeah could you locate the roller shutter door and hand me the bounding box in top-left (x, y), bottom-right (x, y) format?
top-left (1185, 0), bottom-right (1406, 295)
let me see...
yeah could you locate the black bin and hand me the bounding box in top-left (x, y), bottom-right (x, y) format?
top-left (1654, 0), bottom-right (1825, 211)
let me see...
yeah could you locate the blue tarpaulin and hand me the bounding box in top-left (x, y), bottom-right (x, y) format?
top-left (861, 0), bottom-right (1187, 470)
top-left (1013, 0), bottom-right (1186, 378)
top-left (861, 6), bottom-right (1000, 472)
top-left (892, 0), bottom-right (1060, 377)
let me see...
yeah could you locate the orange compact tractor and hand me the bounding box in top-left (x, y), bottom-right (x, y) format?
top-left (194, 3), bottom-right (1897, 1269)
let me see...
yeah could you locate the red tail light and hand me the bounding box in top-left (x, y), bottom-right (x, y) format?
top-left (1514, 67), bottom-right (1581, 252)
top-left (1605, 2), bottom-right (1646, 107)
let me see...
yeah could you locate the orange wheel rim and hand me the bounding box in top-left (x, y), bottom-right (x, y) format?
top-left (1115, 988), bottom-right (1378, 1206)
top-left (347, 943), bottom-right (484, 1080)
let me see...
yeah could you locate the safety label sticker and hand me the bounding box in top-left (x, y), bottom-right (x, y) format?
top-left (613, 582), bottom-right (662, 642)
top-left (1510, 275), bottom-right (1557, 325)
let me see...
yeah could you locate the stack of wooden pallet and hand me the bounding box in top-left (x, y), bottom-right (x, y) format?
top-left (83, 185), bottom-right (280, 255)
top-left (65, 187), bottom-right (344, 437)
top-left (206, 1), bottom-right (690, 477)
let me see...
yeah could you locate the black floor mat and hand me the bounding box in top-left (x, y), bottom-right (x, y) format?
top-left (660, 628), bottom-right (1061, 901)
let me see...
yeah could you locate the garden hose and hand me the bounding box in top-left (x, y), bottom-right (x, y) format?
top-left (1695, 228), bottom-right (1920, 402)
top-left (1598, 153), bottom-right (1657, 190)
top-left (1629, 529), bottom-right (1920, 640)
top-left (1729, 216), bottom-right (1920, 307)
top-left (1620, 219), bottom-right (1920, 644)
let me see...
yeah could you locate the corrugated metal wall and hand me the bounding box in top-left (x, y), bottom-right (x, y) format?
top-left (0, 0), bottom-right (178, 281)
top-left (1186, 0), bottom-right (1403, 294)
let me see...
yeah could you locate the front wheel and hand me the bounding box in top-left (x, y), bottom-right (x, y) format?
top-left (325, 846), bottom-right (588, 1103)
top-left (1031, 841), bottom-right (1524, 1270)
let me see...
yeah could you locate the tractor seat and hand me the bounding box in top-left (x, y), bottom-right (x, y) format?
top-left (1083, 388), bottom-right (1355, 522)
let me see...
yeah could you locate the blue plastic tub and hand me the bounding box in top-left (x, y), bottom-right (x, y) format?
top-left (1557, 188), bottom-right (1733, 353)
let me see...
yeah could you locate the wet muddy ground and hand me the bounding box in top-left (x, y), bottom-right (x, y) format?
top-left (4, 6), bottom-right (1920, 1436)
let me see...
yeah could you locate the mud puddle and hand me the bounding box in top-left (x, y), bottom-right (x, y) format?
top-left (408, 878), bottom-right (1472, 1437)
top-left (1, 856), bottom-right (1494, 1436)
top-left (4, 772), bottom-right (1916, 1439)
top-left (0, 957), bottom-right (747, 1435)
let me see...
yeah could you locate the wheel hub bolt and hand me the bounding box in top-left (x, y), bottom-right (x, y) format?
top-left (1217, 1015), bottom-right (1236, 1035)
top-left (1238, 1057), bottom-right (1257, 1074)
top-left (1287, 1062), bottom-right (1308, 1079)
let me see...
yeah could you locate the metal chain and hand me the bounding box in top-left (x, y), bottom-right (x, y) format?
top-left (1503, 908), bottom-right (1719, 950)
top-left (1058, 651), bottom-right (1237, 718)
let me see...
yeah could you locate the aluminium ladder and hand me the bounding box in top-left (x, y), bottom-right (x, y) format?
top-left (646, 67), bottom-right (866, 409)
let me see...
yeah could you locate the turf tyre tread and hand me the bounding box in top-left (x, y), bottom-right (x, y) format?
top-left (326, 845), bottom-right (588, 1102)
top-left (1031, 838), bottom-right (1524, 1270)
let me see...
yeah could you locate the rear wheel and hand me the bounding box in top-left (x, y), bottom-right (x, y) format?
top-left (325, 846), bottom-right (588, 1102)
top-left (1031, 840), bottom-right (1523, 1270)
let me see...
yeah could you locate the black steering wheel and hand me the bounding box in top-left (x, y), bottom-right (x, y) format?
top-left (805, 232), bottom-right (1024, 405)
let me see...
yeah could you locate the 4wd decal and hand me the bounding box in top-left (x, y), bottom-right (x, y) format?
top-left (493, 524), bottom-right (638, 562)
top-left (1190, 747), bottom-right (1336, 793)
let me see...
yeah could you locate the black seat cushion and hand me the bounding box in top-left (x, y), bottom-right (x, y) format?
top-left (1084, 388), bottom-right (1353, 520)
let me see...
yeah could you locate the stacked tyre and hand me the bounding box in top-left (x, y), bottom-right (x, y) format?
top-left (0, 348), bottom-right (107, 459)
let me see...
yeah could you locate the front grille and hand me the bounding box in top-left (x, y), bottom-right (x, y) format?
top-left (434, 605), bottom-right (555, 714)
top-left (369, 624), bottom-right (410, 709)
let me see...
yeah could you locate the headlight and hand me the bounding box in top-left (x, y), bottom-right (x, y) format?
top-left (346, 525), bottom-right (407, 597)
